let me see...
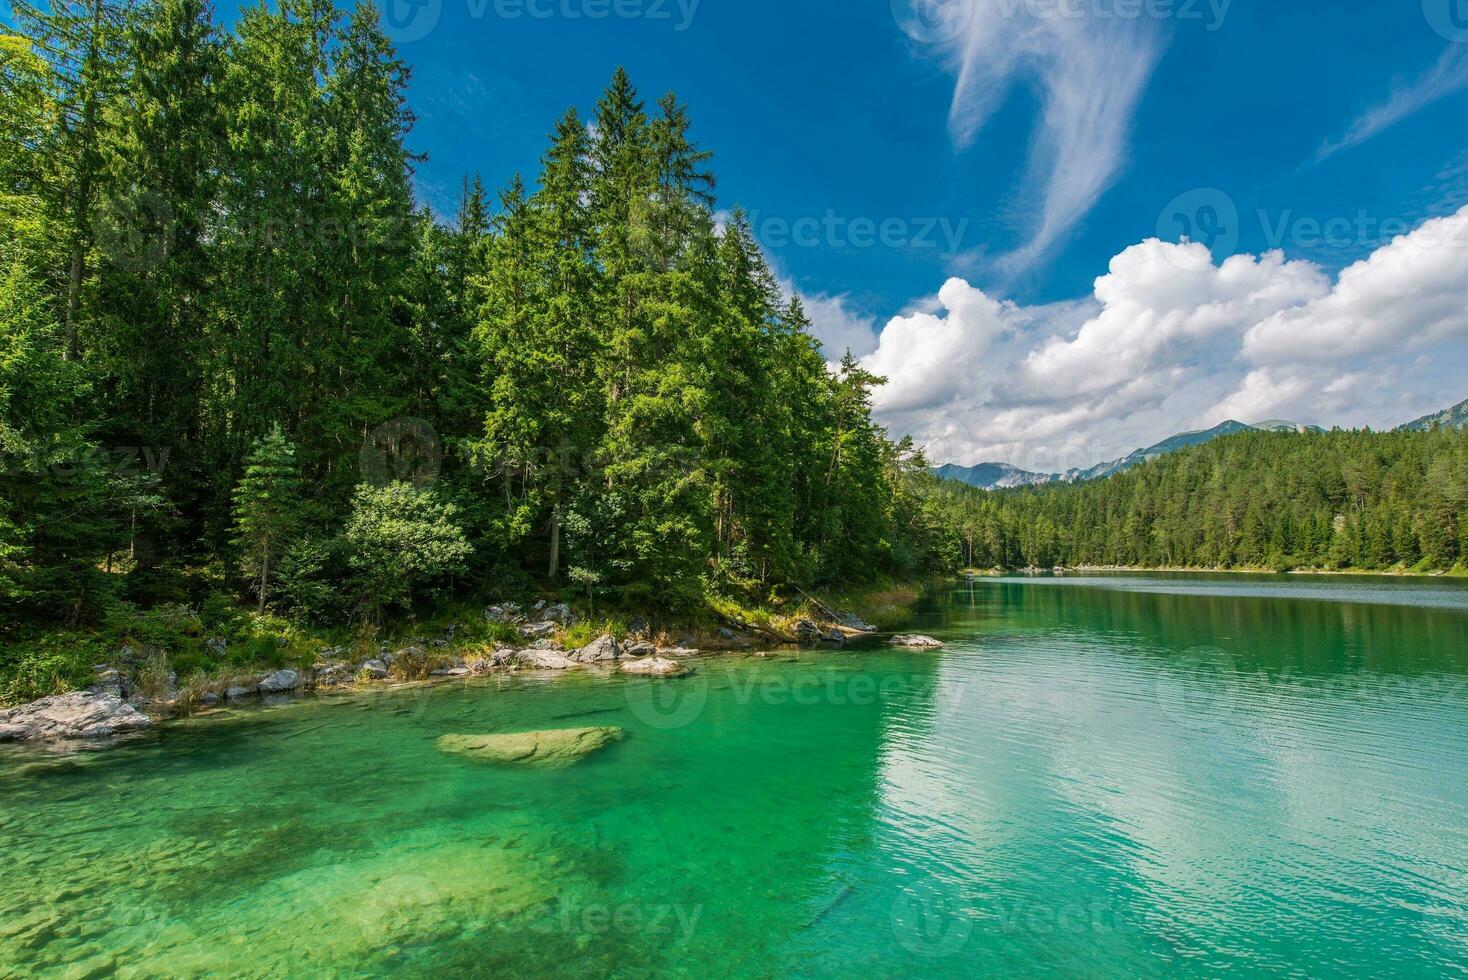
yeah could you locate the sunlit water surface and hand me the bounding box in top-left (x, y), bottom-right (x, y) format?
top-left (3, 572), bottom-right (1466, 977)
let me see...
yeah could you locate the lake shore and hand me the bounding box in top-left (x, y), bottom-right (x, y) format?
top-left (965, 564), bottom-right (1468, 579)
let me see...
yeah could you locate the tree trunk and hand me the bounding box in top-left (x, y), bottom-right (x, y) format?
top-left (547, 505), bottom-right (561, 579)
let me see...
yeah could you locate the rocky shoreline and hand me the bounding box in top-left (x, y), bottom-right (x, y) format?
top-left (0, 599), bottom-right (942, 747)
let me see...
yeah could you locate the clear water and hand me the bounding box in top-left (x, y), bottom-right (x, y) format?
top-left (3, 572), bottom-right (1467, 977)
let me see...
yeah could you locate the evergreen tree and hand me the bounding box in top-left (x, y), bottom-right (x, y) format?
top-left (231, 425), bottom-right (303, 613)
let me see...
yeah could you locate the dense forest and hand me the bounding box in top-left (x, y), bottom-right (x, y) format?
top-left (2, 0), bottom-right (1464, 661)
top-left (0, 0), bottom-right (958, 636)
top-left (934, 428), bottom-right (1468, 573)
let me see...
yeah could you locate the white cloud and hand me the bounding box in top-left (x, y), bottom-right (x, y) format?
top-left (1242, 206), bottom-right (1468, 362)
top-left (864, 204), bottom-right (1468, 471)
top-left (865, 278), bottom-right (1015, 413)
top-left (1315, 45), bottom-right (1468, 164)
top-left (916, 2), bottom-right (1164, 272)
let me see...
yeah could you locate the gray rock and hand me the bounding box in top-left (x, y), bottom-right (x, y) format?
top-left (623, 640), bottom-right (657, 658)
top-left (517, 621), bottom-right (558, 640)
top-left (484, 603), bottom-right (523, 624)
top-left (430, 667), bottom-right (471, 677)
top-left (0, 692), bottom-right (152, 742)
top-left (528, 638), bottom-right (563, 651)
top-left (833, 611), bottom-right (877, 633)
top-left (360, 659), bottom-right (389, 680)
top-left (539, 603), bottom-right (574, 626)
top-left (656, 646), bottom-right (700, 658)
top-left (257, 669), bottom-right (301, 694)
top-left (889, 634), bottom-right (944, 649)
top-left (313, 662), bottom-right (351, 687)
top-left (794, 619), bottom-right (823, 643)
top-left (88, 668), bottom-right (132, 701)
top-left (225, 686), bottom-right (252, 701)
top-left (569, 634), bottom-right (621, 664)
top-left (821, 629), bottom-right (847, 646)
top-left (513, 649), bottom-right (579, 670)
top-left (621, 657), bottom-right (691, 677)
top-left (204, 637), bottom-right (228, 658)
top-left (199, 693), bottom-right (220, 707)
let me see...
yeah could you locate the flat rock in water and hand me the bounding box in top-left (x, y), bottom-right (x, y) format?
top-left (621, 657), bottom-right (691, 677)
top-left (437, 727), bottom-right (623, 767)
top-left (889, 634), bottom-right (944, 649)
top-left (0, 692), bottom-right (153, 742)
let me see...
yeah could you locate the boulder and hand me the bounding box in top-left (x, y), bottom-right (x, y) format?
top-left (257, 669), bottom-right (301, 694)
top-left (794, 619), bottom-right (822, 644)
top-left (833, 611), bottom-right (877, 633)
top-left (513, 649), bottom-right (579, 670)
top-left (484, 603), bottom-right (523, 624)
top-left (518, 621), bottom-right (558, 640)
top-left (0, 692), bottom-right (153, 742)
top-left (621, 657), bottom-right (691, 678)
top-left (527, 638), bottom-right (563, 651)
top-left (360, 659), bottom-right (389, 680)
top-left (539, 603), bottom-right (574, 626)
top-left (225, 686), bottom-right (252, 701)
top-left (623, 640), bottom-right (657, 658)
top-left (821, 629), bottom-right (847, 646)
top-left (88, 667), bottom-right (132, 701)
top-left (889, 634), bottom-right (944, 649)
top-left (656, 646), bottom-right (700, 658)
top-left (430, 667), bottom-right (471, 677)
top-left (313, 662), bottom-right (351, 687)
top-left (569, 634), bottom-right (621, 664)
top-left (204, 637), bottom-right (228, 658)
top-left (437, 727), bottom-right (623, 767)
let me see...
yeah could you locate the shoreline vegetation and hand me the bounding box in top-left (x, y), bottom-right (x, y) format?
top-left (967, 565), bottom-right (1468, 579)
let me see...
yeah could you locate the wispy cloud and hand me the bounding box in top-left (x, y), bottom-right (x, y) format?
top-left (922, 2), bottom-right (1164, 274)
top-left (1314, 45), bottom-right (1468, 164)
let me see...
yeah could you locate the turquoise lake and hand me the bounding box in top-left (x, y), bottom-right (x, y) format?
top-left (2, 572), bottom-right (1466, 976)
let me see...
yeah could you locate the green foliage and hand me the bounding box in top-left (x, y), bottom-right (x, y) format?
top-left (930, 428), bottom-right (1468, 574)
top-left (342, 482), bottom-right (473, 619)
top-left (231, 425), bottom-right (305, 613)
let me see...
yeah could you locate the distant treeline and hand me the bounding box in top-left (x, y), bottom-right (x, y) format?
top-left (926, 428), bottom-right (1468, 573)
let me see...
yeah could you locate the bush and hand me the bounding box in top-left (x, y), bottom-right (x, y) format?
top-left (342, 482), bottom-right (472, 619)
top-left (0, 635), bottom-right (104, 705)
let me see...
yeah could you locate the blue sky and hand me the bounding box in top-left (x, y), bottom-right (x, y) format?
top-left (382, 0), bottom-right (1468, 468)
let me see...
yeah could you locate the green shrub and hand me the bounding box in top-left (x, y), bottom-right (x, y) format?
top-left (0, 635), bottom-right (104, 705)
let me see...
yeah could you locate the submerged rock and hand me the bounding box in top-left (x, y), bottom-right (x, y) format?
top-left (258, 670), bottom-right (301, 693)
top-left (620, 657), bottom-right (691, 677)
top-left (889, 634), bottom-right (944, 649)
top-left (569, 634), bottom-right (621, 664)
top-left (0, 692), bottom-right (152, 742)
top-left (437, 727), bottom-right (623, 767)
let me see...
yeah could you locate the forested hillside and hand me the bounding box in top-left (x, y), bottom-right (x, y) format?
top-left (0, 0), bottom-right (952, 631)
top-left (930, 428), bottom-right (1468, 573)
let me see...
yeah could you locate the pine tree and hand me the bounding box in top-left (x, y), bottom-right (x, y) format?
top-left (231, 425), bottom-right (303, 613)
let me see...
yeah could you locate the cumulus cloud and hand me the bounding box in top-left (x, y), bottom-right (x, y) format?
top-left (912, 1), bottom-right (1163, 272)
top-left (865, 204), bottom-right (1468, 471)
top-left (1315, 45), bottom-right (1468, 164)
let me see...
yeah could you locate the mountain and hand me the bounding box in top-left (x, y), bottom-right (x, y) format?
top-left (932, 462), bottom-right (1057, 490)
top-left (936, 419), bottom-right (1318, 490)
top-left (1396, 396), bottom-right (1468, 432)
